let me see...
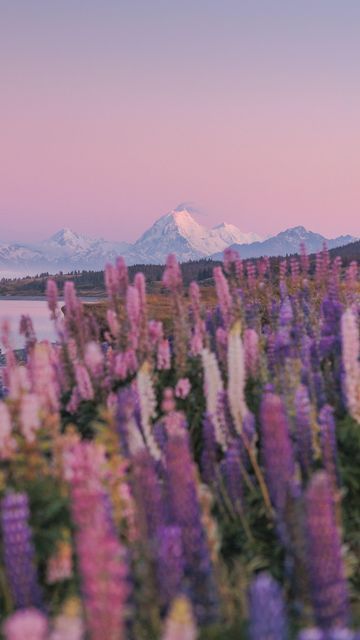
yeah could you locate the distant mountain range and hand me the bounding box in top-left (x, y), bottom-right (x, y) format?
top-left (0, 205), bottom-right (358, 276)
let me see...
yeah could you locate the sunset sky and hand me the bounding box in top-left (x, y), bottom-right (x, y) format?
top-left (1, 1), bottom-right (359, 242)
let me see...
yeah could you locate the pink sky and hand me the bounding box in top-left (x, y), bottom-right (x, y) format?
top-left (1, 2), bottom-right (359, 242)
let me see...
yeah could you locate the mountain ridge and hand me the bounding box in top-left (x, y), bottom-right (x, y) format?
top-left (0, 207), bottom-right (358, 276)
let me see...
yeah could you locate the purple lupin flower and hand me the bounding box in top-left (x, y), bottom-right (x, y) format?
top-left (156, 525), bottom-right (184, 610)
top-left (200, 415), bottom-right (217, 485)
top-left (260, 392), bottom-right (295, 516)
top-left (294, 384), bottom-right (314, 479)
top-left (132, 448), bottom-right (164, 539)
top-left (248, 572), bottom-right (288, 640)
top-left (305, 472), bottom-right (349, 630)
top-left (221, 440), bottom-right (243, 516)
top-left (318, 405), bottom-right (339, 491)
top-left (164, 426), bottom-right (219, 624)
top-left (297, 630), bottom-right (325, 640)
top-left (1, 493), bottom-right (42, 609)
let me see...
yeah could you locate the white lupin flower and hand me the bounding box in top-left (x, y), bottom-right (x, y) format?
top-left (227, 321), bottom-right (248, 434)
top-left (201, 348), bottom-right (227, 450)
top-left (341, 308), bottom-right (360, 423)
top-left (136, 362), bottom-right (161, 460)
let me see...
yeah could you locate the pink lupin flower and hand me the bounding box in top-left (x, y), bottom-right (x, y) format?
top-left (46, 278), bottom-right (59, 319)
top-left (189, 282), bottom-right (205, 355)
top-left (74, 363), bottom-right (94, 401)
top-left (84, 341), bottom-right (104, 377)
top-left (0, 401), bottom-right (16, 459)
top-left (162, 254), bottom-right (183, 291)
top-left (115, 256), bottom-right (129, 295)
top-left (49, 614), bottom-right (84, 640)
top-left (161, 387), bottom-right (176, 414)
top-left (3, 608), bottom-right (48, 640)
top-left (19, 315), bottom-right (37, 350)
top-left (161, 596), bottom-right (198, 640)
top-left (175, 378), bottom-right (191, 399)
top-left (46, 539), bottom-right (73, 584)
top-left (20, 393), bottom-right (41, 443)
top-left (104, 263), bottom-right (120, 302)
top-left (68, 442), bottom-right (129, 640)
top-left (244, 328), bottom-right (260, 378)
top-left (157, 338), bottom-right (171, 370)
top-left (29, 343), bottom-right (59, 411)
top-left (106, 309), bottom-right (120, 338)
top-left (148, 320), bottom-right (163, 346)
top-left (126, 285), bottom-right (140, 349)
top-left (213, 266), bottom-right (232, 329)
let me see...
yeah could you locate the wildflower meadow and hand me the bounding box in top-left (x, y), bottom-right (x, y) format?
top-left (0, 245), bottom-right (360, 640)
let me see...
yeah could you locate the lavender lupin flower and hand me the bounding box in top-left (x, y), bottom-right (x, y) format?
top-left (1, 493), bottom-right (42, 609)
top-left (165, 425), bottom-right (218, 624)
top-left (200, 415), bottom-right (217, 485)
top-left (156, 525), bottom-right (184, 609)
top-left (305, 471), bottom-right (349, 630)
top-left (221, 440), bottom-right (243, 515)
top-left (248, 572), bottom-right (288, 640)
top-left (260, 392), bottom-right (295, 516)
top-left (294, 384), bottom-right (314, 479)
top-left (319, 405), bottom-right (339, 490)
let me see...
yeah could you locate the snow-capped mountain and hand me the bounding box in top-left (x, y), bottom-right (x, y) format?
top-left (211, 226), bottom-right (358, 260)
top-left (0, 208), bottom-right (357, 277)
top-left (132, 206), bottom-right (262, 263)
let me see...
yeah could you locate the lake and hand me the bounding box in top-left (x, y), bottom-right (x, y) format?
top-left (0, 299), bottom-right (57, 349)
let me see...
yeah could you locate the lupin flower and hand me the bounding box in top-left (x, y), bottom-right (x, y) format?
top-left (3, 608), bottom-right (48, 640)
top-left (132, 447), bottom-right (164, 538)
top-left (162, 254), bottom-right (183, 292)
top-left (84, 341), bottom-right (104, 377)
top-left (137, 362), bottom-right (161, 459)
top-left (165, 424), bottom-right (219, 624)
top-left (19, 315), bottom-right (37, 350)
top-left (1, 492), bottom-right (42, 609)
top-left (297, 629), bottom-right (325, 640)
top-left (319, 405), bottom-right (339, 491)
top-left (126, 285), bottom-right (140, 349)
top-left (0, 400), bottom-right (16, 458)
top-left (115, 256), bottom-right (129, 295)
top-left (221, 440), bottom-right (243, 515)
top-left (227, 322), bottom-right (248, 435)
top-left (175, 378), bottom-right (191, 399)
top-left (213, 266), bottom-right (232, 329)
top-left (20, 393), bottom-right (41, 443)
top-left (49, 613), bottom-right (85, 640)
top-left (28, 343), bottom-right (59, 411)
top-left (162, 596), bottom-right (198, 640)
top-left (46, 278), bottom-right (59, 319)
top-left (69, 442), bottom-right (129, 640)
top-left (305, 471), bottom-right (349, 629)
top-left (341, 308), bottom-right (360, 423)
top-left (248, 572), bottom-right (288, 640)
top-left (260, 392), bottom-right (295, 516)
top-left (294, 384), bottom-right (314, 478)
top-left (74, 362), bottom-right (94, 401)
top-left (201, 348), bottom-right (227, 450)
top-left (156, 525), bottom-right (184, 608)
top-left (244, 328), bottom-right (259, 378)
top-left (46, 537), bottom-right (73, 584)
top-left (157, 338), bottom-right (171, 370)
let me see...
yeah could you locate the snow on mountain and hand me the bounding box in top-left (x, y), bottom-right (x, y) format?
top-left (211, 225), bottom-right (359, 260)
top-left (0, 209), bottom-right (357, 277)
top-left (133, 206), bottom-right (260, 262)
top-left (212, 223), bottom-right (262, 246)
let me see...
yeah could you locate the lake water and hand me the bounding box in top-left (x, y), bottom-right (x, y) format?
top-left (0, 299), bottom-right (57, 349)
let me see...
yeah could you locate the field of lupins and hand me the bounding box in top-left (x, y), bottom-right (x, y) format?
top-left (0, 245), bottom-right (360, 640)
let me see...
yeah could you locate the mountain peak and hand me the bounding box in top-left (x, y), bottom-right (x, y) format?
top-left (49, 228), bottom-right (84, 243)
